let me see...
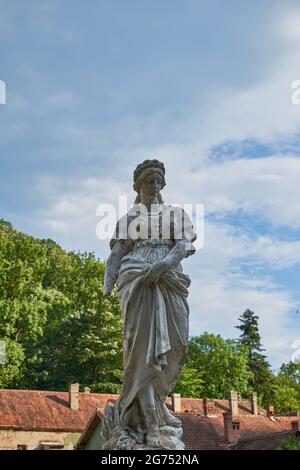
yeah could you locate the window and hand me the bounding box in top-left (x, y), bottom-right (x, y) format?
top-left (39, 441), bottom-right (64, 450)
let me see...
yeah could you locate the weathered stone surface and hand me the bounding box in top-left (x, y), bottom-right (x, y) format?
top-left (0, 430), bottom-right (80, 450)
top-left (102, 159), bottom-right (196, 450)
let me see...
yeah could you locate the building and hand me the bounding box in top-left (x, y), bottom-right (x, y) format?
top-left (77, 391), bottom-right (300, 450)
top-left (0, 386), bottom-right (299, 450)
top-left (0, 384), bottom-right (118, 450)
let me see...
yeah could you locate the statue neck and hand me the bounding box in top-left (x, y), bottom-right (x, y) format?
top-left (140, 195), bottom-right (160, 211)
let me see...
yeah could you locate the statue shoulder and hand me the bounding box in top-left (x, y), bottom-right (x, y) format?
top-left (109, 210), bottom-right (138, 250)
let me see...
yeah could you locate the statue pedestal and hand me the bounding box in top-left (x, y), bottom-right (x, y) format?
top-left (104, 425), bottom-right (185, 450)
top-left (102, 401), bottom-right (185, 450)
top-left (102, 399), bottom-right (185, 450)
top-left (135, 426), bottom-right (185, 450)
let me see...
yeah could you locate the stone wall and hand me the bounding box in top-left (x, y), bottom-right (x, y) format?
top-left (0, 430), bottom-right (82, 450)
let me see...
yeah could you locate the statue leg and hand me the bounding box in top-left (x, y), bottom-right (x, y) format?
top-left (137, 383), bottom-right (161, 447)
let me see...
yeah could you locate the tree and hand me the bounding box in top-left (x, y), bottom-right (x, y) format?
top-left (0, 338), bottom-right (24, 388)
top-left (174, 366), bottom-right (203, 397)
top-left (0, 220), bottom-right (123, 392)
top-left (277, 362), bottom-right (300, 392)
top-left (235, 309), bottom-right (265, 358)
top-left (20, 248), bottom-right (124, 393)
top-left (178, 333), bottom-right (252, 398)
top-left (236, 309), bottom-right (276, 405)
top-left (32, 252), bottom-right (124, 393)
top-left (272, 362), bottom-right (300, 414)
top-left (280, 437), bottom-right (300, 450)
top-left (272, 383), bottom-right (300, 414)
top-left (0, 220), bottom-right (49, 387)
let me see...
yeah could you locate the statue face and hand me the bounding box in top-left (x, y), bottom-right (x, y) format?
top-left (139, 171), bottom-right (163, 199)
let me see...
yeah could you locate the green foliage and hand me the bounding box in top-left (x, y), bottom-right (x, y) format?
top-left (272, 384), bottom-right (300, 414)
top-left (174, 367), bottom-right (203, 397)
top-left (280, 437), bottom-right (300, 450)
top-left (0, 220), bottom-right (123, 392)
top-left (236, 309), bottom-right (263, 353)
top-left (0, 338), bottom-right (25, 388)
top-left (278, 361), bottom-right (300, 391)
top-left (273, 362), bottom-right (300, 413)
top-left (175, 333), bottom-right (252, 398)
top-left (236, 309), bottom-right (276, 406)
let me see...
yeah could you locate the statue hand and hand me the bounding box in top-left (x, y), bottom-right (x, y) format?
top-left (143, 262), bottom-right (168, 286)
top-left (103, 286), bottom-right (112, 297)
top-left (103, 271), bottom-right (117, 297)
top-left (103, 277), bottom-right (114, 297)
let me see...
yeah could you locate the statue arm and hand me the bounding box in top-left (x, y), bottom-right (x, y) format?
top-left (143, 240), bottom-right (188, 285)
top-left (103, 240), bottom-right (133, 296)
top-left (160, 239), bottom-right (188, 269)
top-left (155, 206), bottom-right (197, 271)
top-left (143, 207), bottom-right (196, 286)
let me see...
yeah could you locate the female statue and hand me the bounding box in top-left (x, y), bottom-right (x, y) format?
top-left (102, 159), bottom-right (196, 450)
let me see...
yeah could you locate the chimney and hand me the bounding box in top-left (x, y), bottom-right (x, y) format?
top-left (203, 399), bottom-right (215, 417)
top-left (250, 392), bottom-right (258, 415)
top-left (267, 405), bottom-right (275, 417)
top-left (229, 390), bottom-right (239, 416)
top-left (69, 383), bottom-right (79, 411)
top-left (171, 393), bottom-right (181, 413)
top-left (83, 387), bottom-right (91, 394)
top-left (291, 421), bottom-right (299, 432)
top-left (223, 412), bottom-right (241, 444)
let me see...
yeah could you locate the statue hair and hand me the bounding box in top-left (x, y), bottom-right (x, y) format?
top-left (133, 159), bottom-right (165, 204)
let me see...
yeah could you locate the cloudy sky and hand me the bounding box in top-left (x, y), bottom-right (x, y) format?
top-left (1, 0), bottom-right (300, 369)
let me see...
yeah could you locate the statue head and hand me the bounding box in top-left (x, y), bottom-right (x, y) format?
top-left (133, 159), bottom-right (166, 204)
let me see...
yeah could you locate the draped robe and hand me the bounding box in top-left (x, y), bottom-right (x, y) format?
top-left (107, 204), bottom-right (196, 434)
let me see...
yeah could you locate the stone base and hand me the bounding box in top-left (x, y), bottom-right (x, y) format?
top-left (103, 426), bottom-right (184, 450)
top-left (102, 400), bottom-right (185, 450)
top-left (135, 426), bottom-right (185, 450)
top-left (103, 423), bottom-right (185, 451)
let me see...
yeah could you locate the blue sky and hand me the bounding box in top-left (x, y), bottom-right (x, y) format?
top-left (1, 0), bottom-right (300, 369)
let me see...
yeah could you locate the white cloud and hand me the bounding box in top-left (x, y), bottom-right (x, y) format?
top-left (10, 3), bottom-right (300, 368)
top-left (36, 175), bottom-right (132, 254)
top-left (180, 156), bottom-right (300, 228)
top-left (186, 222), bottom-right (298, 369)
top-left (34, 171), bottom-right (300, 368)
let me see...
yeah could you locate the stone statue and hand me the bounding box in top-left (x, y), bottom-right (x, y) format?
top-left (102, 159), bottom-right (196, 450)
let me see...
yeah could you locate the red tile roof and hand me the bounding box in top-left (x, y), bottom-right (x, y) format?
top-left (180, 414), bottom-right (299, 450)
top-left (165, 397), bottom-right (267, 416)
top-left (0, 389), bottom-right (114, 432)
top-left (0, 389), bottom-right (298, 450)
top-left (181, 415), bottom-right (225, 450)
top-left (234, 430), bottom-right (294, 450)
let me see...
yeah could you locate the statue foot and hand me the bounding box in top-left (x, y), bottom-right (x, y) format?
top-left (163, 404), bottom-right (182, 427)
top-left (146, 433), bottom-right (161, 448)
top-left (164, 413), bottom-right (182, 428)
top-left (116, 430), bottom-right (135, 450)
top-left (145, 406), bottom-right (161, 448)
